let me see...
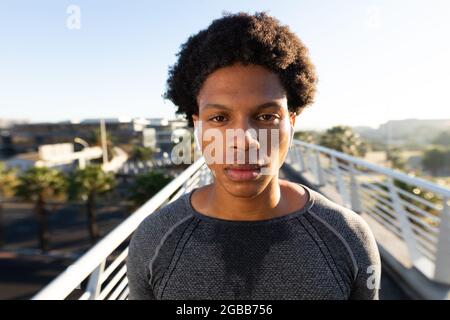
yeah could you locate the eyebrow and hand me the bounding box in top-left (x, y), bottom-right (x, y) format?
top-left (203, 101), bottom-right (283, 111)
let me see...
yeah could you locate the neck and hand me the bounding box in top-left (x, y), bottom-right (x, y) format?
top-left (206, 176), bottom-right (285, 221)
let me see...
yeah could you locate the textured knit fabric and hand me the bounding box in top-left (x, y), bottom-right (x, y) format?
top-left (126, 184), bottom-right (381, 300)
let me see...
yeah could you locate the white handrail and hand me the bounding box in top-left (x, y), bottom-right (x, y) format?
top-left (293, 140), bottom-right (450, 197)
top-left (32, 157), bottom-right (207, 300)
top-left (289, 139), bottom-right (450, 284)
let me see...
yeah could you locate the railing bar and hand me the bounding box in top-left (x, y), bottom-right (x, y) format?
top-left (364, 206), bottom-right (400, 232)
top-left (360, 182), bottom-right (391, 198)
top-left (118, 288), bottom-right (129, 300)
top-left (361, 197), bottom-right (399, 225)
top-left (293, 140), bottom-right (450, 197)
top-left (185, 176), bottom-right (201, 192)
top-left (108, 276), bottom-right (128, 300)
top-left (100, 248), bottom-right (129, 284)
top-left (168, 186), bottom-right (187, 204)
top-left (360, 193), bottom-right (399, 225)
top-left (405, 212), bottom-right (439, 234)
top-left (32, 157), bottom-right (206, 300)
top-left (399, 199), bottom-right (441, 224)
top-left (362, 204), bottom-right (403, 237)
top-left (412, 226), bottom-right (438, 247)
top-left (97, 265), bottom-right (127, 300)
top-left (360, 192), bottom-right (396, 219)
top-left (78, 291), bottom-right (90, 300)
top-left (359, 187), bottom-right (394, 210)
top-left (416, 242), bottom-right (436, 261)
top-left (337, 163), bottom-right (351, 172)
top-left (408, 218), bottom-right (439, 241)
top-left (396, 187), bottom-right (442, 212)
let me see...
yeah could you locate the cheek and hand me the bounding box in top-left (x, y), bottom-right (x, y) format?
top-left (264, 126), bottom-right (291, 158)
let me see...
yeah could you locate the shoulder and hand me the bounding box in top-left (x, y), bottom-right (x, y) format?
top-left (127, 192), bottom-right (196, 271)
top-left (304, 188), bottom-right (380, 270)
top-left (302, 188), bottom-right (381, 299)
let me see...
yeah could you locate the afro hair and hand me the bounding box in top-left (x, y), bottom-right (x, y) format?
top-left (164, 11), bottom-right (318, 126)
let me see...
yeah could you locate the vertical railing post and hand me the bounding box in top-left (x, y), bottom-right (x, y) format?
top-left (86, 261), bottom-right (105, 300)
top-left (199, 167), bottom-right (206, 186)
top-left (434, 197), bottom-right (450, 284)
top-left (314, 150), bottom-right (325, 186)
top-left (288, 145), bottom-right (297, 170)
top-left (296, 145), bottom-right (306, 172)
top-left (387, 177), bottom-right (421, 265)
top-left (289, 148), bottom-right (294, 165)
top-left (331, 156), bottom-right (351, 208)
top-left (349, 163), bottom-right (362, 212)
top-left (307, 148), bottom-right (314, 173)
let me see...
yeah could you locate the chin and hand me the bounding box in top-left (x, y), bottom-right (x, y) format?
top-left (218, 173), bottom-right (273, 199)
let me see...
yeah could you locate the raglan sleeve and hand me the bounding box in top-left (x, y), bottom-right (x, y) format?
top-left (126, 219), bottom-right (157, 300)
top-left (348, 214), bottom-right (382, 300)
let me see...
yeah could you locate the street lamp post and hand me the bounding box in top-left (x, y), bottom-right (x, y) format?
top-left (74, 137), bottom-right (90, 169)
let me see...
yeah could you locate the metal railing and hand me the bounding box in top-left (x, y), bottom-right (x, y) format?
top-left (32, 157), bottom-right (212, 300)
top-left (286, 140), bottom-right (450, 285)
top-left (32, 139), bottom-right (450, 299)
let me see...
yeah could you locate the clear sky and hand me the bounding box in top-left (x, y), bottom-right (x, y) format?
top-left (0, 0), bottom-right (449, 130)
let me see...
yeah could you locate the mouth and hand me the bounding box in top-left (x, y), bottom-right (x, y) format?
top-left (223, 164), bottom-right (265, 181)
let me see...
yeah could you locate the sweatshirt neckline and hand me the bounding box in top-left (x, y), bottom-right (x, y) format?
top-left (183, 183), bottom-right (315, 225)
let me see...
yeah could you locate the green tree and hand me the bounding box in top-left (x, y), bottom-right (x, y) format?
top-left (128, 171), bottom-right (173, 208)
top-left (386, 147), bottom-right (406, 170)
top-left (130, 146), bottom-right (154, 162)
top-left (319, 126), bottom-right (368, 157)
top-left (0, 162), bottom-right (19, 247)
top-left (433, 131), bottom-right (450, 147)
top-left (15, 167), bottom-right (66, 252)
top-left (422, 147), bottom-right (450, 176)
top-left (68, 165), bottom-right (116, 243)
top-left (293, 130), bottom-right (318, 144)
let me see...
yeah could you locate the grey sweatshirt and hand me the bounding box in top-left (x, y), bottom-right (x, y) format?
top-left (126, 184), bottom-right (381, 300)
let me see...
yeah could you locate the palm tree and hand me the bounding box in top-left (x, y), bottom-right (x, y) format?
top-left (15, 166), bottom-right (66, 252)
top-left (68, 165), bottom-right (115, 243)
top-left (0, 162), bottom-right (18, 247)
top-left (130, 146), bottom-right (154, 162)
top-left (127, 171), bottom-right (173, 209)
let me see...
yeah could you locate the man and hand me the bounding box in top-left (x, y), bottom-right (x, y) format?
top-left (127, 12), bottom-right (381, 300)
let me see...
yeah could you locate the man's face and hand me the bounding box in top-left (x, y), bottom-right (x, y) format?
top-left (193, 63), bottom-right (296, 198)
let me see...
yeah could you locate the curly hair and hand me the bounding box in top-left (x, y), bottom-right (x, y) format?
top-left (164, 11), bottom-right (318, 127)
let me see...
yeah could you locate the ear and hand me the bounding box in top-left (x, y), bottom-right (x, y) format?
top-left (289, 112), bottom-right (296, 128)
top-left (192, 114), bottom-right (199, 126)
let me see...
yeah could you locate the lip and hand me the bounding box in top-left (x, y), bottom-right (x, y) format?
top-left (225, 164), bottom-right (261, 170)
top-left (223, 164), bottom-right (263, 181)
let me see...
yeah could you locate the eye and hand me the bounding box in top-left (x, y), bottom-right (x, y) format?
top-left (209, 115), bottom-right (227, 122)
top-left (256, 114), bottom-right (279, 121)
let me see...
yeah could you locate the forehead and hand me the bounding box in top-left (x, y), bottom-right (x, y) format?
top-left (197, 64), bottom-right (287, 110)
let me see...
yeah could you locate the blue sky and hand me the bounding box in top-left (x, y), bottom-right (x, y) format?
top-left (0, 0), bottom-right (449, 130)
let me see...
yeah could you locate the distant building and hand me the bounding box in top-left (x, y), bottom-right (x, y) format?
top-left (144, 118), bottom-right (189, 154)
top-left (0, 118), bottom-right (29, 157)
top-left (0, 117), bottom-right (189, 159)
top-left (4, 143), bottom-right (103, 172)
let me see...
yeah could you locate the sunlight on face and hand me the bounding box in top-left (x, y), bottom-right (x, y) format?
top-left (193, 63), bottom-right (296, 198)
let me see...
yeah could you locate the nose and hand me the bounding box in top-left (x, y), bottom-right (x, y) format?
top-left (228, 121), bottom-right (260, 151)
